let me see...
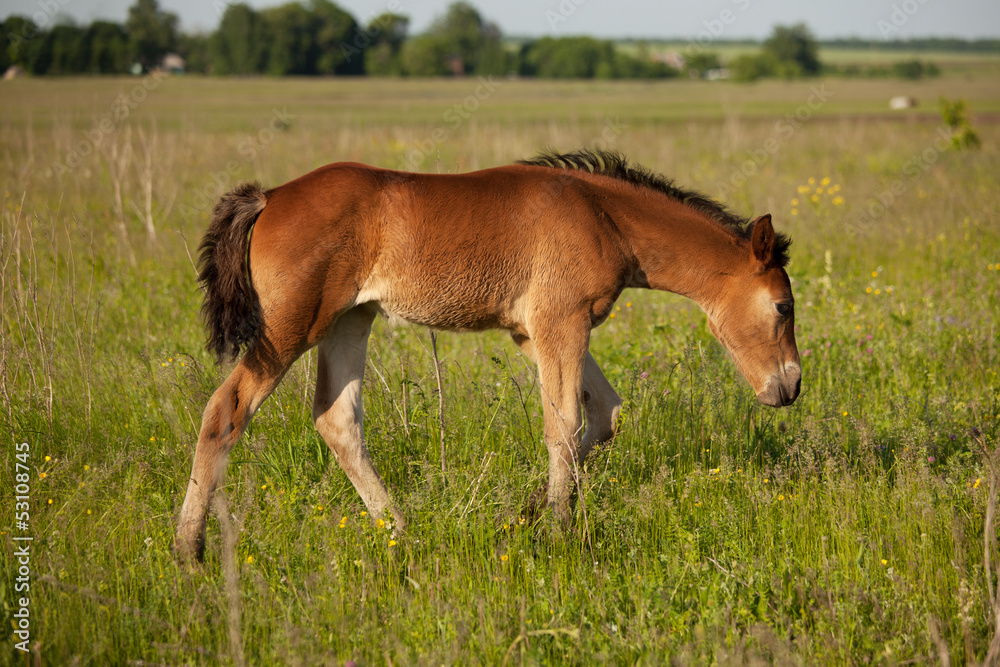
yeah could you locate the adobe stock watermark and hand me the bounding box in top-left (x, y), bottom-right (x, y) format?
top-left (848, 126), bottom-right (952, 238)
top-left (717, 84), bottom-right (833, 197)
top-left (398, 75), bottom-right (503, 171)
top-left (6, 0), bottom-right (72, 47)
top-left (179, 107), bottom-right (296, 218)
top-left (876, 0), bottom-right (931, 39)
top-left (545, 0), bottom-right (588, 30)
top-left (12, 441), bottom-right (34, 654)
top-left (51, 70), bottom-right (167, 178)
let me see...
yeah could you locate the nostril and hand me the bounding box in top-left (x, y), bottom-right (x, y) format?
top-left (794, 376), bottom-right (801, 397)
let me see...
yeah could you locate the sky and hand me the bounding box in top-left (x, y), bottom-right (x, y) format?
top-left (2, 0), bottom-right (999, 40)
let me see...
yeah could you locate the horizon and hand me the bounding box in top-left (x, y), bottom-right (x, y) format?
top-left (2, 0), bottom-right (999, 42)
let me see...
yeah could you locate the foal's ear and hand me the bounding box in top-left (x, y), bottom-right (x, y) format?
top-left (750, 214), bottom-right (775, 268)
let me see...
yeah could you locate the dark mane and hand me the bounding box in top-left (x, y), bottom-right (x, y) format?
top-left (516, 148), bottom-right (791, 267)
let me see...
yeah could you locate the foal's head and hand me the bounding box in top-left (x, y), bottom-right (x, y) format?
top-left (705, 215), bottom-right (801, 407)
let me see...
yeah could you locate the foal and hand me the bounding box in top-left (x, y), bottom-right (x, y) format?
top-left (175, 149), bottom-right (800, 560)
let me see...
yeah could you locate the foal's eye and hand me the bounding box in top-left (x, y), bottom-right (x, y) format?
top-left (775, 302), bottom-right (792, 317)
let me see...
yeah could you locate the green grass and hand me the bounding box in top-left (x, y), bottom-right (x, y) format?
top-left (1, 74), bottom-right (999, 665)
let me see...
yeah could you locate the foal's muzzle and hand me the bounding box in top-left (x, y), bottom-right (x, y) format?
top-left (756, 364), bottom-right (801, 408)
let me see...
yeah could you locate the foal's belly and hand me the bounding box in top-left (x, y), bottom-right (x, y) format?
top-left (353, 272), bottom-right (527, 334)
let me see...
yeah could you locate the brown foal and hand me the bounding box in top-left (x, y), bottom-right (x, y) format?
top-left (175, 149), bottom-right (801, 561)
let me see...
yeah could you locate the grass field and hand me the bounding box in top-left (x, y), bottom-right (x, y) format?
top-left (1, 73), bottom-right (999, 665)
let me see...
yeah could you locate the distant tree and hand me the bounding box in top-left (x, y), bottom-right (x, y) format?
top-left (684, 51), bottom-right (721, 78)
top-left (521, 37), bottom-right (613, 78)
top-left (418, 2), bottom-right (505, 76)
top-left (177, 33), bottom-right (209, 73)
top-left (474, 20), bottom-right (510, 76)
top-left (86, 21), bottom-right (130, 73)
top-left (3, 16), bottom-right (42, 71)
top-left (126, 0), bottom-right (179, 70)
top-left (763, 23), bottom-right (820, 76)
top-left (363, 13), bottom-right (409, 76)
top-left (401, 34), bottom-right (450, 76)
top-left (210, 3), bottom-right (264, 75)
top-left (48, 23), bottom-right (88, 74)
top-left (311, 0), bottom-right (362, 74)
top-left (730, 52), bottom-right (778, 82)
top-left (892, 59), bottom-right (939, 79)
top-left (259, 2), bottom-right (315, 75)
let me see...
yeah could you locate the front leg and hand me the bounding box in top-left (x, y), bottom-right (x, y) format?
top-left (529, 320), bottom-right (590, 526)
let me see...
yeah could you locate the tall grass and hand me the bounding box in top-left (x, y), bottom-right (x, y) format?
top-left (1, 76), bottom-right (998, 664)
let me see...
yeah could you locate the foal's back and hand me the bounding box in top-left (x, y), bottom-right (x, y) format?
top-left (250, 163), bottom-right (633, 336)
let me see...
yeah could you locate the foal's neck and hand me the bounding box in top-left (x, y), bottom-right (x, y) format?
top-left (611, 193), bottom-right (745, 310)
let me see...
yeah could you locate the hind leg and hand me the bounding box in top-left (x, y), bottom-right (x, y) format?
top-left (579, 353), bottom-right (622, 461)
top-left (175, 344), bottom-right (296, 561)
top-left (313, 305), bottom-right (404, 530)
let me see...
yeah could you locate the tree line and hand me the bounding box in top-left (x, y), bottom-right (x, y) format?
top-left (2, 0), bottom-right (679, 78)
top-left (4, 0), bottom-right (992, 79)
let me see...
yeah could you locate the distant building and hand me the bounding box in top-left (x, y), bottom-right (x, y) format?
top-left (651, 51), bottom-right (685, 71)
top-left (889, 96), bottom-right (917, 110)
top-left (162, 53), bottom-right (185, 74)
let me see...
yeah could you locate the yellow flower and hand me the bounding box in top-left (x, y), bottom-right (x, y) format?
top-left (45, 455), bottom-right (51, 462)
top-left (149, 436), bottom-right (156, 442)
top-left (763, 478), bottom-right (769, 484)
top-left (361, 511), bottom-right (367, 517)
top-left (874, 289), bottom-right (881, 295)
top-left (791, 208), bottom-right (799, 216)
top-left (377, 518), bottom-right (386, 529)
top-left (778, 494), bottom-right (785, 501)
top-left (609, 312), bottom-right (616, 319)
top-left (388, 540), bottom-right (397, 547)
top-left (84, 465), bottom-right (90, 471)
top-left (871, 271), bottom-right (878, 278)
top-left (880, 559), bottom-right (887, 566)
top-left (974, 478), bottom-right (982, 489)
top-left (316, 505), bottom-right (324, 511)
top-left (832, 196), bottom-right (844, 206)
top-left (816, 187), bottom-right (824, 194)
top-left (808, 177), bottom-right (816, 185)
top-left (500, 554), bottom-right (509, 562)
top-left (625, 301), bottom-right (632, 308)
top-left (87, 509), bottom-right (92, 515)
top-left (866, 287), bottom-right (873, 294)
top-left (39, 472), bottom-right (47, 479)
top-left (791, 198), bottom-right (799, 206)
top-left (821, 177), bottom-right (831, 186)
top-left (261, 484), bottom-right (267, 490)
top-left (246, 555), bottom-right (254, 564)
top-left (811, 194), bottom-right (819, 203)
top-left (797, 185), bottom-right (809, 194)
top-left (842, 411), bottom-right (849, 417)
top-left (48, 499), bottom-right (53, 505)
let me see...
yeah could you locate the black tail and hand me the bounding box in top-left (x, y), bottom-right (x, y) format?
top-left (197, 181), bottom-right (268, 363)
